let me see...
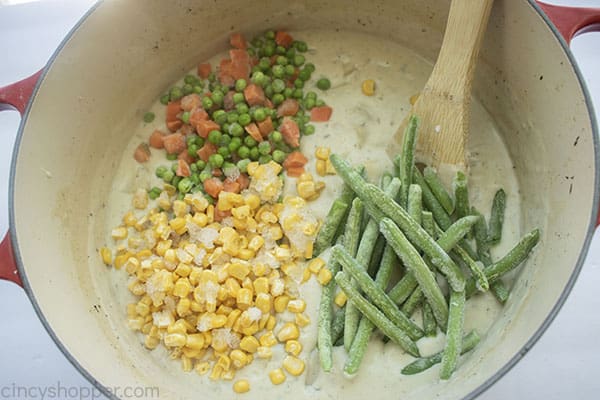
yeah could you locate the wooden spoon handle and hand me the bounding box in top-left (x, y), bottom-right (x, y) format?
top-left (426, 0), bottom-right (494, 99)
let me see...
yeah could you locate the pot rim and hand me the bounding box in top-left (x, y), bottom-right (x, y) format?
top-left (7, 1), bottom-right (599, 399)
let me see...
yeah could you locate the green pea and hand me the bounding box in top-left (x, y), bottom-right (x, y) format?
top-left (195, 136), bottom-right (205, 147)
top-left (236, 103), bottom-right (249, 114)
top-left (251, 37), bottom-right (264, 48)
top-left (295, 41), bottom-right (308, 52)
top-left (237, 145), bottom-right (250, 159)
top-left (166, 153), bottom-right (178, 161)
top-left (265, 30), bottom-right (275, 40)
top-left (276, 56), bottom-right (288, 66)
top-left (193, 85), bottom-right (203, 94)
top-left (199, 171), bottom-right (212, 182)
top-left (294, 79), bottom-right (304, 89)
top-left (238, 113), bottom-right (251, 126)
top-left (222, 123), bottom-right (231, 134)
top-left (270, 130), bottom-right (283, 143)
top-left (208, 130), bottom-right (222, 144)
top-left (293, 54), bottom-right (305, 67)
top-left (264, 85), bottom-right (274, 98)
top-left (272, 149), bottom-right (286, 163)
top-left (229, 122), bottom-right (244, 137)
top-left (190, 173), bottom-right (200, 185)
top-left (298, 69), bottom-right (311, 81)
top-left (183, 84), bottom-right (194, 95)
top-left (227, 112), bottom-right (239, 124)
top-left (292, 88), bottom-right (303, 99)
top-left (209, 153), bottom-right (224, 168)
top-left (317, 78), bottom-right (331, 91)
top-left (272, 93), bottom-right (284, 106)
top-left (272, 79), bottom-right (285, 94)
top-left (258, 154), bottom-right (272, 164)
top-left (228, 137), bottom-right (242, 153)
top-left (172, 176), bottom-right (182, 188)
top-left (284, 64), bottom-right (295, 76)
top-left (247, 48), bottom-right (256, 57)
top-left (253, 108), bottom-right (267, 122)
top-left (196, 160), bottom-right (206, 170)
top-left (272, 65), bottom-right (285, 79)
top-left (181, 111), bottom-right (191, 124)
top-left (244, 136), bottom-right (257, 147)
top-left (190, 163), bottom-right (199, 173)
top-left (202, 96), bottom-right (213, 109)
top-left (251, 65), bottom-right (261, 75)
top-left (258, 141), bottom-right (271, 155)
top-left (305, 98), bottom-right (316, 109)
top-left (170, 87), bottom-right (183, 101)
top-left (163, 169), bottom-right (175, 183)
top-left (160, 94), bottom-right (170, 105)
top-left (249, 147), bottom-right (260, 161)
top-left (218, 147), bottom-right (230, 158)
top-left (285, 47), bottom-right (296, 58)
top-left (235, 79), bottom-right (247, 92)
top-left (219, 134), bottom-right (232, 147)
top-left (143, 112), bottom-right (155, 123)
top-left (283, 88), bottom-right (293, 98)
top-left (276, 45), bottom-right (286, 55)
top-left (177, 178), bottom-right (192, 194)
top-left (155, 166), bottom-right (168, 178)
top-left (316, 99), bottom-right (326, 107)
top-left (304, 63), bottom-right (316, 73)
top-left (233, 92), bottom-right (245, 104)
top-left (188, 144), bottom-right (199, 157)
top-left (171, 162), bottom-right (179, 173)
top-left (211, 91), bottom-right (224, 106)
top-left (263, 44), bottom-right (275, 57)
top-left (184, 74), bottom-right (197, 85)
top-left (213, 110), bottom-right (228, 125)
top-left (305, 91), bottom-right (317, 100)
top-left (148, 188), bottom-right (161, 200)
top-left (251, 71), bottom-right (266, 87)
top-left (259, 57), bottom-right (271, 71)
top-left (304, 124), bottom-right (316, 135)
top-left (237, 158), bottom-right (251, 173)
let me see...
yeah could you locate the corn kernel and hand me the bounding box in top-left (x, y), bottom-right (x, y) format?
top-left (317, 267), bottom-right (332, 285)
top-left (237, 248), bottom-right (255, 261)
top-left (227, 262), bottom-right (250, 280)
top-left (241, 322), bottom-right (259, 336)
top-left (169, 217), bottom-right (187, 235)
top-left (164, 332), bottom-right (187, 347)
top-left (244, 193), bottom-right (261, 210)
top-left (230, 349), bottom-right (250, 369)
top-left (277, 322), bottom-right (299, 342)
top-left (266, 315), bottom-right (277, 331)
top-left (283, 355), bottom-right (305, 376)
top-left (287, 299), bottom-right (306, 313)
top-left (181, 347), bottom-right (203, 359)
top-left (123, 211), bottom-right (137, 227)
top-left (361, 79), bottom-right (376, 96)
top-left (259, 331), bottom-right (277, 347)
top-left (133, 188), bottom-right (149, 209)
top-left (334, 291), bottom-right (348, 307)
top-left (297, 172), bottom-right (313, 183)
top-left (307, 258), bottom-right (324, 274)
top-left (269, 368), bottom-right (286, 385)
top-left (225, 309), bottom-right (242, 329)
top-left (247, 235), bottom-right (265, 252)
top-left (301, 267), bottom-right (311, 283)
top-left (135, 301), bottom-right (150, 317)
top-left (127, 279), bottom-right (146, 296)
top-left (268, 225), bottom-right (283, 241)
top-left (295, 313), bottom-right (311, 327)
top-left (231, 204), bottom-right (251, 219)
top-left (173, 278), bottom-right (192, 298)
top-left (255, 293), bottom-right (272, 314)
top-left (174, 263), bottom-right (192, 277)
top-left (256, 346), bottom-right (272, 359)
top-left (233, 380), bottom-right (250, 394)
top-left (196, 361), bottom-right (210, 375)
top-left (285, 340), bottom-right (303, 356)
top-left (144, 335), bottom-right (160, 350)
top-left (186, 333), bottom-right (205, 350)
top-left (325, 158), bottom-right (336, 175)
top-left (99, 247), bottom-right (112, 265)
top-left (181, 355), bottom-right (193, 372)
top-left (315, 159), bottom-right (327, 176)
top-left (172, 200), bottom-right (189, 218)
top-left (111, 226), bottom-right (128, 240)
top-left (209, 364), bottom-right (223, 380)
top-left (236, 288), bottom-right (253, 310)
top-left (315, 146), bottom-right (331, 161)
top-left (216, 354), bottom-right (231, 371)
top-left (192, 212), bottom-right (208, 227)
top-left (273, 295), bottom-right (290, 313)
top-left (239, 335), bottom-right (259, 353)
top-left (222, 369), bottom-right (236, 381)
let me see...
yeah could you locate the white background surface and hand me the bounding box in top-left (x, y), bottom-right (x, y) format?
top-left (1, 0), bottom-right (599, 399)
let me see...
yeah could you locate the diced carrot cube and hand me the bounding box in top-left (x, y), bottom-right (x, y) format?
top-left (275, 31), bottom-right (294, 48)
top-left (167, 120), bottom-right (183, 133)
top-left (236, 173), bottom-right (250, 190)
top-left (198, 63), bottom-right (212, 79)
top-left (176, 159), bottom-right (191, 177)
top-left (189, 108), bottom-right (209, 128)
top-left (244, 122), bottom-right (263, 142)
top-left (276, 99), bottom-right (299, 117)
top-left (279, 117), bottom-right (300, 147)
top-left (204, 178), bottom-right (224, 198)
top-left (223, 178), bottom-right (241, 193)
top-left (310, 106), bottom-right (333, 122)
top-left (196, 142), bottom-right (217, 162)
top-left (166, 101), bottom-right (182, 122)
top-left (162, 133), bottom-right (186, 154)
top-left (196, 119), bottom-right (220, 138)
top-left (230, 33), bottom-right (247, 50)
top-left (181, 94), bottom-right (202, 111)
top-left (243, 84), bottom-right (265, 106)
top-left (148, 130), bottom-right (166, 149)
top-left (134, 143), bottom-right (151, 163)
top-left (286, 166), bottom-right (305, 177)
top-left (283, 151), bottom-right (308, 169)
top-left (257, 116), bottom-right (274, 137)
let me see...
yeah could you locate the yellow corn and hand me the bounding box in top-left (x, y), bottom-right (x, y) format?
top-left (192, 212), bottom-right (208, 227)
top-left (216, 354), bottom-right (231, 371)
top-left (317, 267), bottom-right (332, 285)
top-left (164, 332), bottom-right (187, 347)
top-left (233, 380), bottom-right (250, 394)
top-left (361, 78), bottom-right (376, 96)
top-left (111, 226), bottom-right (128, 240)
top-left (185, 333), bottom-right (205, 350)
top-left (225, 309), bottom-right (242, 329)
top-left (231, 204), bottom-right (251, 219)
top-left (269, 368), bottom-right (286, 385)
top-left (287, 299), bottom-right (306, 313)
top-left (127, 279), bottom-right (146, 296)
top-left (237, 248), bottom-right (255, 261)
top-left (132, 188), bottom-right (149, 209)
top-left (172, 200), bottom-right (189, 218)
top-left (230, 349), bottom-right (250, 369)
top-left (256, 346), bottom-right (272, 359)
top-left (173, 278), bottom-right (192, 298)
top-left (308, 258), bottom-right (326, 274)
top-left (239, 335), bottom-right (259, 353)
top-left (247, 235), bottom-right (264, 252)
top-left (315, 146), bottom-right (331, 160)
top-left (273, 295), bottom-right (290, 313)
top-left (295, 313), bottom-right (311, 327)
top-left (236, 288), bottom-right (253, 310)
top-left (209, 364), bottom-right (223, 381)
top-left (195, 361), bottom-right (210, 376)
top-left (227, 262), bottom-right (250, 280)
top-left (301, 267), bottom-right (311, 283)
top-left (181, 355), bottom-right (193, 372)
top-left (123, 211), bottom-right (137, 227)
top-left (181, 347), bottom-right (203, 359)
top-left (259, 331), bottom-right (277, 347)
top-left (241, 322), bottom-right (259, 336)
top-left (244, 193), bottom-right (261, 210)
top-left (315, 159), bottom-right (327, 176)
top-left (334, 291), bottom-right (348, 307)
top-left (277, 322), bottom-right (299, 342)
top-left (266, 315), bottom-right (277, 331)
top-left (325, 158), bottom-right (336, 175)
top-left (135, 301), bottom-right (150, 317)
top-left (282, 355), bottom-right (305, 376)
top-left (144, 335), bottom-right (160, 350)
top-left (285, 340), bottom-right (303, 356)
top-left (169, 217), bottom-right (187, 235)
top-left (221, 369), bottom-right (236, 381)
top-left (174, 262), bottom-right (192, 278)
top-left (99, 247), bottom-right (112, 265)
top-left (255, 293), bottom-right (272, 314)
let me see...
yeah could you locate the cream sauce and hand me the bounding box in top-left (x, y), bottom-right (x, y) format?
top-left (103, 29), bottom-right (521, 398)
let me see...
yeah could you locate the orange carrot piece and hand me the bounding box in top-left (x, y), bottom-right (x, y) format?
top-left (244, 122), bottom-right (263, 142)
top-left (162, 133), bottom-right (186, 155)
top-left (229, 49), bottom-right (251, 80)
top-left (181, 94), bottom-right (202, 111)
top-left (196, 119), bottom-right (220, 138)
top-left (218, 59), bottom-right (235, 87)
top-left (286, 166), bottom-right (305, 177)
top-left (223, 178), bottom-right (241, 193)
top-left (230, 33), bottom-right (247, 49)
top-left (196, 142), bottom-right (217, 162)
top-left (236, 173), bottom-right (250, 190)
top-left (243, 84), bottom-right (266, 106)
top-left (189, 108), bottom-right (209, 128)
top-left (310, 105), bottom-right (333, 122)
top-left (276, 99), bottom-right (299, 117)
top-left (198, 63), bottom-right (212, 79)
top-left (212, 168), bottom-right (223, 177)
top-left (279, 117), bottom-right (300, 147)
top-left (176, 159), bottom-right (191, 177)
top-left (178, 150), bottom-right (195, 164)
top-left (134, 143), bottom-right (151, 163)
top-left (148, 130), bottom-right (166, 149)
top-left (283, 151), bottom-right (308, 169)
top-left (223, 91), bottom-right (236, 111)
top-left (213, 208), bottom-right (232, 222)
top-left (275, 31), bottom-right (294, 48)
top-left (257, 116), bottom-right (274, 137)
top-left (204, 178), bottom-right (224, 198)
top-left (167, 120), bottom-right (183, 133)
top-left (166, 101), bottom-right (182, 122)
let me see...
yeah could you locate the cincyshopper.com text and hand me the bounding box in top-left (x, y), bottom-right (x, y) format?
top-left (0, 382), bottom-right (159, 399)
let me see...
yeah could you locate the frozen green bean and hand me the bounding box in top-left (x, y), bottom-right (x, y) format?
top-left (453, 245), bottom-right (489, 291)
top-left (423, 166), bottom-right (454, 214)
top-left (440, 289), bottom-right (466, 380)
top-left (397, 115), bottom-right (419, 208)
top-left (401, 287), bottom-right (424, 316)
top-left (331, 307), bottom-right (346, 345)
top-left (422, 302), bottom-right (438, 336)
top-left (490, 280), bottom-right (510, 303)
top-left (453, 171), bottom-right (470, 220)
top-left (313, 199), bottom-right (349, 256)
top-left (413, 168), bottom-right (453, 230)
top-left (408, 184), bottom-right (423, 225)
top-left (488, 189), bottom-right (506, 245)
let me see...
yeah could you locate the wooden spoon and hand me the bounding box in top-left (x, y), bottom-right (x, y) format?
top-left (389, 0), bottom-right (494, 170)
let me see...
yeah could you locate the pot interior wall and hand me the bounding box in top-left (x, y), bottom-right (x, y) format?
top-left (11, 0), bottom-right (596, 399)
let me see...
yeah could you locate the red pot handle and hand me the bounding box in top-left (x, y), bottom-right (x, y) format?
top-left (536, 1), bottom-right (600, 44)
top-left (0, 70), bottom-right (43, 287)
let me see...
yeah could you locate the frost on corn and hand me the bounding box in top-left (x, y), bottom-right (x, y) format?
top-left (246, 307), bottom-right (263, 322)
top-left (212, 328), bottom-right (241, 350)
top-left (152, 310), bottom-right (174, 328)
top-left (279, 196), bottom-right (319, 258)
top-left (187, 225), bottom-right (219, 249)
top-left (145, 269), bottom-right (173, 306)
top-left (248, 161), bottom-right (284, 203)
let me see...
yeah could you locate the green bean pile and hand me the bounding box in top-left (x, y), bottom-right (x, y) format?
top-left (314, 116), bottom-right (540, 379)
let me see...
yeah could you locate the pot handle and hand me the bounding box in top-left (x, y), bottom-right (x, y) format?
top-left (536, 1), bottom-right (600, 44)
top-left (0, 70), bottom-right (43, 287)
